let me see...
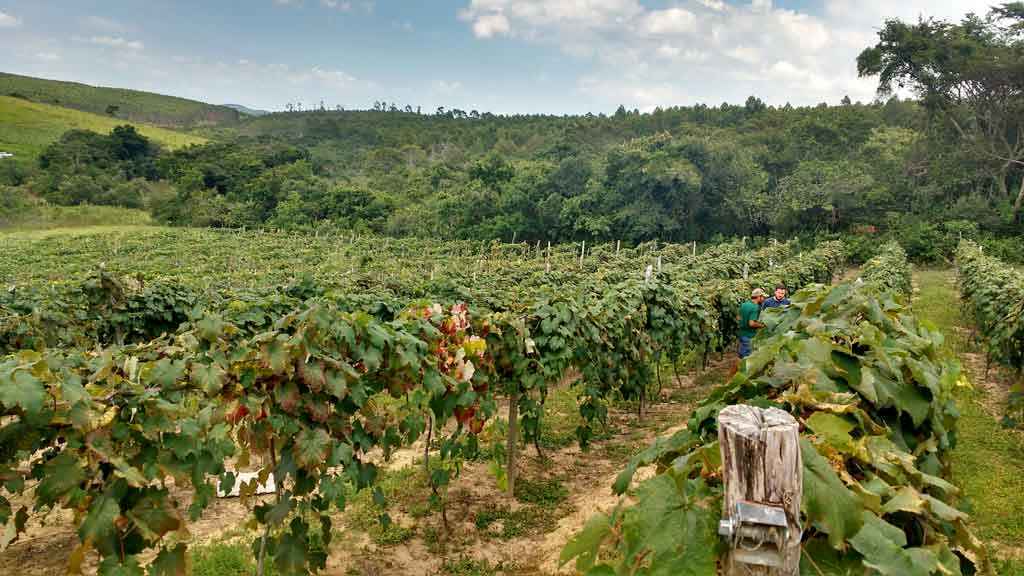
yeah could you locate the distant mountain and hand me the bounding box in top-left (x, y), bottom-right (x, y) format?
top-left (223, 104), bottom-right (271, 117)
top-left (0, 72), bottom-right (240, 129)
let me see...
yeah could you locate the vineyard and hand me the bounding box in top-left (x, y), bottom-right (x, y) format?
top-left (0, 229), bottom-right (1019, 575)
top-left (563, 242), bottom-right (987, 574)
top-left (956, 242), bottom-right (1024, 428)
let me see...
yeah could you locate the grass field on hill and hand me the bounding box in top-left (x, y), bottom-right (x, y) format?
top-left (0, 72), bottom-right (239, 128)
top-left (0, 95), bottom-right (207, 164)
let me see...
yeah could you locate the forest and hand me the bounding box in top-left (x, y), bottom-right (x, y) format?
top-left (3, 5), bottom-right (1023, 264)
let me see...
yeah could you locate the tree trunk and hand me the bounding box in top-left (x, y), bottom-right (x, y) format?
top-left (718, 405), bottom-right (802, 576)
top-left (1014, 174), bottom-right (1024, 219)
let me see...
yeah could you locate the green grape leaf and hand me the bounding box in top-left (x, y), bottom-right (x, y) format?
top-left (36, 452), bottom-right (85, 506)
top-left (560, 512), bottom-right (612, 571)
top-left (618, 474), bottom-right (718, 576)
top-left (801, 438), bottom-right (863, 549)
top-left (849, 512), bottom-right (936, 576)
top-left (805, 412), bottom-right (856, 454)
top-left (190, 362), bottom-right (225, 395)
top-left (79, 495), bottom-right (121, 543)
top-left (148, 544), bottom-right (187, 576)
top-left (0, 369), bottom-right (45, 417)
top-left (294, 428), bottom-right (331, 470)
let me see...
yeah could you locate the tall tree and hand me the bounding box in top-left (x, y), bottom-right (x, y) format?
top-left (857, 4), bottom-right (1024, 219)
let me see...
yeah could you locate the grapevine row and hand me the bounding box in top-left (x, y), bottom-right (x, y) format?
top-left (861, 241), bottom-right (912, 296)
top-left (562, 246), bottom-right (984, 575)
top-left (956, 240), bottom-right (1024, 426)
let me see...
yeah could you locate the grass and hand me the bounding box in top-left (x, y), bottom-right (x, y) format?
top-left (190, 541), bottom-right (279, 576)
top-left (0, 204), bottom-right (153, 231)
top-left (473, 504), bottom-right (559, 540)
top-left (912, 268), bottom-right (1024, 571)
top-left (0, 95), bottom-right (207, 164)
top-left (0, 72), bottom-right (239, 128)
top-left (539, 384), bottom-right (585, 450)
top-left (514, 476), bottom-right (568, 506)
top-left (340, 465), bottom-right (425, 546)
top-left (442, 557), bottom-right (507, 575)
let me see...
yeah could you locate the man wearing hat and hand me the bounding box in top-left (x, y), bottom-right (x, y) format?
top-left (738, 288), bottom-right (768, 359)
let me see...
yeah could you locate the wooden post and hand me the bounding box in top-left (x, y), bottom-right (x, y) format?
top-left (616, 240), bottom-right (621, 256)
top-left (580, 240), bottom-right (585, 268)
top-left (546, 241), bottom-right (552, 273)
top-left (717, 405), bottom-right (802, 576)
top-left (507, 392), bottom-right (520, 497)
top-left (693, 241), bottom-right (697, 257)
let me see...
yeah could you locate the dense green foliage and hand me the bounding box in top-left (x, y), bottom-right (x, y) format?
top-left (1, 82), bottom-right (1018, 252)
top-left (956, 241), bottom-right (1024, 427)
top-left (563, 249), bottom-right (984, 575)
top-left (0, 72), bottom-right (240, 128)
top-left (4, 5), bottom-right (1024, 251)
top-left (861, 241), bottom-right (912, 296)
top-left (858, 3), bottom-right (1024, 219)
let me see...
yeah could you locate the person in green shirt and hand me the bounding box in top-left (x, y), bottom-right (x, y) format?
top-left (737, 288), bottom-right (767, 359)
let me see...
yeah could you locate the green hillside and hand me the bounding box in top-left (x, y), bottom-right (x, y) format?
top-left (0, 95), bottom-right (207, 164)
top-left (0, 72), bottom-right (239, 128)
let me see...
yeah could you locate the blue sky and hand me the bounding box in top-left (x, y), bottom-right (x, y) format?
top-left (0, 1), bottom-right (988, 114)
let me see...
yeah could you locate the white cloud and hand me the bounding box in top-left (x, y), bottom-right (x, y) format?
top-left (697, 0), bottom-right (726, 11)
top-left (321, 0), bottom-right (353, 10)
top-left (82, 16), bottom-right (124, 32)
top-left (0, 10), bottom-right (21, 28)
top-left (656, 44), bottom-right (708, 62)
top-left (472, 13), bottom-right (511, 38)
top-left (35, 52), bottom-right (60, 61)
top-left (460, 0), bottom-right (644, 37)
top-left (434, 80), bottom-right (463, 94)
top-left (726, 45), bottom-right (760, 65)
top-left (88, 36), bottom-right (145, 51)
top-left (640, 8), bottom-right (697, 36)
top-left (457, 0), bottom-right (986, 109)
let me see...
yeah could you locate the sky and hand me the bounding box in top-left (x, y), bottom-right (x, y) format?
top-left (0, 0), bottom-right (992, 115)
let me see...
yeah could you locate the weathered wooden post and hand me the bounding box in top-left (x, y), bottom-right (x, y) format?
top-left (717, 405), bottom-right (802, 575)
